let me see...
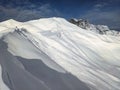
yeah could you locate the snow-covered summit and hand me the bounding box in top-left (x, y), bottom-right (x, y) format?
top-left (0, 17), bottom-right (120, 90)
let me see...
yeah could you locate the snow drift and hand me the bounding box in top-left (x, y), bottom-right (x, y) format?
top-left (0, 17), bottom-right (120, 90)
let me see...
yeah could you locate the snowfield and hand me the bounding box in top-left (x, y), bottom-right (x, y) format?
top-left (0, 17), bottom-right (120, 90)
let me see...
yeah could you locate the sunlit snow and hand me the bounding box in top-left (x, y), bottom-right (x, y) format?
top-left (0, 17), bottom-right (120, 90)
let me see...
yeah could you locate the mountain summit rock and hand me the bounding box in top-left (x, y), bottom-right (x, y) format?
top-left (69, 18), bottom-right (120, 35)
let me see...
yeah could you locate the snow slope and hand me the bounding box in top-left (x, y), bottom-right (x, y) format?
top-left (0, 17), bottom-right (120, 90)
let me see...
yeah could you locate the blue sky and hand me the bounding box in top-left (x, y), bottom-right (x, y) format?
top-left (0, 0), bottom-right (120, 29)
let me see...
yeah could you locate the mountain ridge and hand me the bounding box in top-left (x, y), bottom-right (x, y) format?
top-left (69, 18), bottom-right (120, 35)
top-left (0, 17), bottom-right (120, 90)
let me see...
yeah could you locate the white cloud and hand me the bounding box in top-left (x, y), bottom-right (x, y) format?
top-left (0, 3), bottom-right (61, 21)
top-left (81, 3), bottom-right (120, 30)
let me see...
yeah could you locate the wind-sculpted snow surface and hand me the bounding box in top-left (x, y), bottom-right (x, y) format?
top-left (0, 17), bottom-right (120, 90)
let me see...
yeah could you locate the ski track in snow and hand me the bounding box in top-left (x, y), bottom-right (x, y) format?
top-left (0, 17), bottom-right (120, 90)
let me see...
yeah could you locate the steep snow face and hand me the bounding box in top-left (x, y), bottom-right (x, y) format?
top-left (0, 17), bottom-right (120, 90)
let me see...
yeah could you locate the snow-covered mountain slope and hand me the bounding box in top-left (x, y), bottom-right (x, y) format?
top-left (0, 17), bottom-right (120, 90)
top-left (69, 18), bottom-right (120, 35)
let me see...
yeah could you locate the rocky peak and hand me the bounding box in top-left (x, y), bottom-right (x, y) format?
top-left (69, 18), bottom-right (90, 29)
top-left (69, 18), bottom-right (120, 36)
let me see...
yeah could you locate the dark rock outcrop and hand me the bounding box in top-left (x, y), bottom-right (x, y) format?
top-left (69, 18), bottom-right (120, 35)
